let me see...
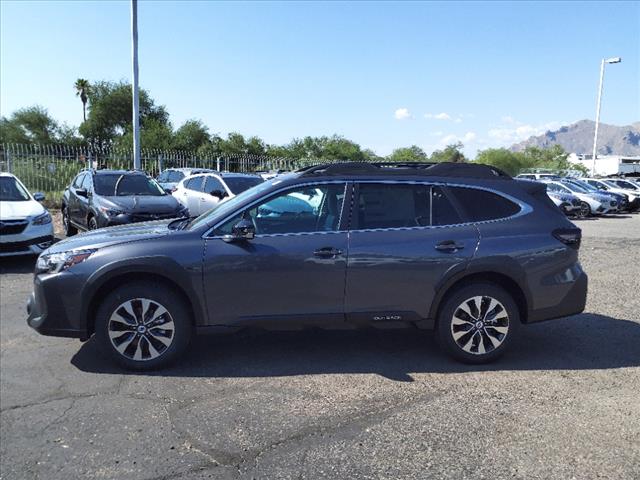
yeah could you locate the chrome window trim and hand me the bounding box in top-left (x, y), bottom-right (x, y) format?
top-left (203, 180), bottom-right (349, 239)
top-left (202, 179), bottom-right (532, 239)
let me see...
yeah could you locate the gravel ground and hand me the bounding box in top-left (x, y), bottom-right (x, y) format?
top-left (1, 213), bottom-right (639, 480)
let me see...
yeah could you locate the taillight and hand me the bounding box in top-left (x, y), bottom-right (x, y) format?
top-left (170, 187), bottom-right (177, 193)
top-left (553, 228), bottom-right (582, 249)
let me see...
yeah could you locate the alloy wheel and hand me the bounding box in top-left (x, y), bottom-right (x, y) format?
top-left (108, 298), bottom-right (175, 361)
top-left (579, 202), bottom-right (590, 218)
top-left (450, 295), bottom-right (509, 355)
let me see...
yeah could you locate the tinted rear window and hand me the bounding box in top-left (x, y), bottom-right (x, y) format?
top-left (448, 187), bottom-right (520, 222)
top-left (356, 183), bottom-right (461, 229)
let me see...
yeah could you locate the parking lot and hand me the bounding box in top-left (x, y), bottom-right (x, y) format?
top-left (1, 213), bottom-right (639, 480)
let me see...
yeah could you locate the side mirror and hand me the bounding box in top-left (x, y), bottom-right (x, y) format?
top-left (33, 192), bottom-right (45, 202)
top-left (76, 188), bottom-right (88, 198)
top-left (210, 189), bottom-right (228, 199)
top-left (223, 218), bottom-right (255, 243)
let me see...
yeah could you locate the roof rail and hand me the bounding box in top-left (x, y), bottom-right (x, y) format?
top-left (298, 161), bottom-right (511, 179)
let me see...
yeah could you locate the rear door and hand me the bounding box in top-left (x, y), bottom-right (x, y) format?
top-left (183, 176), bottom-right (204, 215)
top-left (345, 182), bottom-right (479, 323)
top-left (198, 175), bottom-right (225, 215)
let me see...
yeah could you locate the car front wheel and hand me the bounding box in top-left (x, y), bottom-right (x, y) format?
top-left (437, 283), bottom-right (520, 364)
top-left (94, 282), bottom-right (192, 370)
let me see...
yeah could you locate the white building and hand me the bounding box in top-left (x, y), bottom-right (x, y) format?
top-left (568, 153), bottom-right (640, 176)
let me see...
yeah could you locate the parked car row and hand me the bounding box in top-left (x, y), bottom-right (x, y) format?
top-left (516, 174), bottom-right (640, 218)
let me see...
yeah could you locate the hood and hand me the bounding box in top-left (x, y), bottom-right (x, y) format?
top-left (100, 195), bottom-right (181, 213)
top-left (0, 199), bottom-right (45, 220)
top-left (45, 219), bottom-right (175, 254)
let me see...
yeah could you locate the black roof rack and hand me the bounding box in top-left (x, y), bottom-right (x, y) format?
top-left (298, 162), bottom-right (511, 179)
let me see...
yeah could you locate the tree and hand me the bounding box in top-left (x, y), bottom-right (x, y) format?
top-left (79, 80), bottom-right (169, 148)
top-left (475, 148), bottom-right (522, 176)
top-left (387, 145), bottom-right (428, 162)
top-left (0, 106), bottom-right (60, 144)
top-left (173, 120), bottom-right (211, 152)
top-left (74, 78), bottom-right (91, 122)
top-left (430, 142), bottom-right (466, 163)
top-left (217, 132), bottom-right (266, 155)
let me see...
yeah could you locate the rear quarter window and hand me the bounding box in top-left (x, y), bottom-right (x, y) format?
top-left (448, 187), bottom-right (520, 222)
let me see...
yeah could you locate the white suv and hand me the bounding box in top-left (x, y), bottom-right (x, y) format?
top-left (0, 173), bottom-right (54, 256)
top-left (173, 172), bottom-right (264, 216)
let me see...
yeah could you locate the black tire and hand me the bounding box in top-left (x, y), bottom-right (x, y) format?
top-left (578, 201), bottom-right (591, 218)
top-left (62, 205), bottom-right (77, 236)
top-left (94, 282), bottom-right (192, 370)
top-left (88, 216), bottom-right (98, 230)
top-left (436, 283), bottom-right (520, 364)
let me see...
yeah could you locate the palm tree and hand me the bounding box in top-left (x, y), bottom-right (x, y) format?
top-left (74, 78), bottom-right (91, 122)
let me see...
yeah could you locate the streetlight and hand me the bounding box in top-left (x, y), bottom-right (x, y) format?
top-left (591, 56), bottom-right (621, 176)
top-left (131, 0), bottom-right (141, 170)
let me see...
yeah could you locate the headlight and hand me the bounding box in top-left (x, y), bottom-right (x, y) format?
top-left (32, 212), bottom-right (52, 225)
top-left (36, 249), bottom-right (96, 274)
top-left (99, 207), bottom-right (125, 217)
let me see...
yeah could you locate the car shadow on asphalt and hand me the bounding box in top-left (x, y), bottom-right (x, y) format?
top-left (71, 313), bottom-right (640, 381)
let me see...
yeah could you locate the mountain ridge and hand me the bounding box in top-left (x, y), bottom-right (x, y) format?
top-left (510, 119), bottom-right (640, 155)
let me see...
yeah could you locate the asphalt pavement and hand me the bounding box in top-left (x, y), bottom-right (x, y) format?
top-left (1, 214), bottom-right (639, 480)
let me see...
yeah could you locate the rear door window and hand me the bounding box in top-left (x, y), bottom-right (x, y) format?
top-left (168, 171), bottom-right (185, 183)
top-left (448, 186), bottom-right (520, 222)
top-left (203, 176), bottom-right (225, 194)
top-left (355, 183), bottom-right (462, 229)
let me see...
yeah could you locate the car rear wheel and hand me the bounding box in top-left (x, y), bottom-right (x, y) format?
top-left (62, 206), bottom-right (77, 236)
top-left (436, 283), bottom-right (520, 364)
top-left (88, 216), bottom-right (98, 230)
top-left (94, 283), bottom-right (192, 370)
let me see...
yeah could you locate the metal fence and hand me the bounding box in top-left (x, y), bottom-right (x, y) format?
top-left (0, 144), bottom-right (329, 205)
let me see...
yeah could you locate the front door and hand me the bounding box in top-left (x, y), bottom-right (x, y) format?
top-left (202, 182), bottom-right (349, 326)
top-left (345, 182), bottom-right (479, 323)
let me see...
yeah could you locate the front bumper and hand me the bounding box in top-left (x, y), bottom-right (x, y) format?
top-left (0, 225), bottom-right (54, 257)
top-left (97, 212), bottom-right (184, 228)
top-left (26, 272), bottom-right (88, 339)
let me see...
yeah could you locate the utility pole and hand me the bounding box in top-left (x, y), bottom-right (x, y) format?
top-left (131, 0), bottom-right (141, 170)
top-left (591, 57), bottom-right (621, 176)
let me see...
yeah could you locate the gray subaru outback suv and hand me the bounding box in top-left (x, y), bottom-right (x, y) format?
top-left (27, 162), bottom-right (587, 370)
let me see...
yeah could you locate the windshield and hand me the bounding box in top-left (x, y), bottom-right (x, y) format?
top-left (186, 177), bottom-right (279, 230)
top-left (224, 176), bottom-right (264, 194)
top-left (0, 176), bottom-right (30, 201)
top-left (561, 182), bottom-right (587, 193)
top-left (95, 174), bottom-right (166, 196)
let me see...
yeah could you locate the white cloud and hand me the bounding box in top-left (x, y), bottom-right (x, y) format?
top-left (488, 119), bottom-right (562, 145)
top-left (394, 108), bottom-right (411, 120)
top-left (463, 132), bottom-right (477, 142)
top-left (425, 112), bottom-right (452, 120)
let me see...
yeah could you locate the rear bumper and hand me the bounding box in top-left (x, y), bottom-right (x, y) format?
top-left (528, 270), bottom-right (588, 323)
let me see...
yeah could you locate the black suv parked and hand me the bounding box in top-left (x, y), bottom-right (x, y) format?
top-left (29, 162), bottom-right (587, 370)
top-left (61, 169), bottom-right (188, 235)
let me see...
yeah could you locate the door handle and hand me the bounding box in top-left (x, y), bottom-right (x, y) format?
top-left (313, 247), bottom-right (343, 257)
top-left (435, 240), bottom-right (465, 252)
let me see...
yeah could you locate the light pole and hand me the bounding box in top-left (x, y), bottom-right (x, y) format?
top-left (591, 56), bottom-right (621, 176)
top-left (131, 0), bottom-right (141, 170)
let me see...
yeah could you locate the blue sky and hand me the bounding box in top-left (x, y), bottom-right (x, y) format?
top-left (1, 1), bottom-right (638, 157)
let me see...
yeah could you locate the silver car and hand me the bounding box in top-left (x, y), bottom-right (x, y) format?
top-left (172, 172), bottom-right (264, 216)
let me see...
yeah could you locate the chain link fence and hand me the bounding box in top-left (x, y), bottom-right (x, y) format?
top-left (0, 144), bottom-right (336, 205)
